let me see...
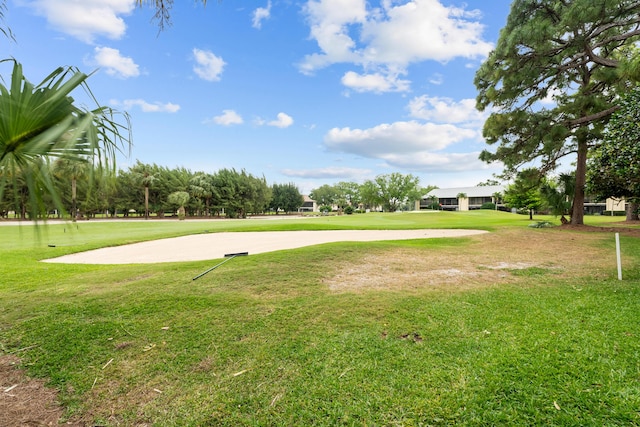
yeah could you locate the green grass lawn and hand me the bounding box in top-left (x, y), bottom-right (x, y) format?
top-left (2, 211), bottom-right (640, 426)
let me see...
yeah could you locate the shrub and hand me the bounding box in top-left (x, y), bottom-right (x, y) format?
top-left (343, 206), bottom-right (354, 215)
top-left (480, 202), bottom-right (496, 210)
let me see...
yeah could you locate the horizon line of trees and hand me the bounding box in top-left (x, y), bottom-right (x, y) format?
top-left (0, 160), bottom-right (304, 220)
top-left (0, 161), bottom-right (434, 220)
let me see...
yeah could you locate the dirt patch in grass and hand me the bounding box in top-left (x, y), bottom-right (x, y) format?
top-left (0, 355), bottom-right (83, 427)
top-left (325, 228), bottom-right (617, 292)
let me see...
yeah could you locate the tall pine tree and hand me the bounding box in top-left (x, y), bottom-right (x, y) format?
top-left (475, 0), bottom-right (640, 224)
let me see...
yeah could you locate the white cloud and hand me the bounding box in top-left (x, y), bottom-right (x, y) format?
top-left (281, 166), bottom-right (372, 179)
top-left (268, 112), bottom-right (294, 128)
top-left (26, 0), bottom-right (135, 44)
top-left (210, 110), bottom-right (244, 126)
top-left (325, 121), bottom-right (475, 156)
top-left (359, 0), bottom-right (493, 64)
top-left (252, 1), bottom-right (272, 29)
top-left (300, 0), bottom-right (493, 93)
top-left (299, 0), bottom-right (367, 74)
top-left (323, 120), bottom-right (485, 171)
top-left (116, 99), bottom-right (180, 113)
top-left (428, 73), bottom-right (444, 85)
top-left (381, 151), bottom-right (496, 172)
top-left (92, 46), bottom-right (139, 78)
top-left (407, 95), bottom-right (487, 124)
top-left (192, 48), bottom-right (226, 82)
top-left (341, 70), bottom-right (410, 93)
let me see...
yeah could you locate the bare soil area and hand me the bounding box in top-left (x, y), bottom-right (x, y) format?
top-left (324, 227), bottom-right (619, 292)
top-left (0, 355), bottom-right (83, 426)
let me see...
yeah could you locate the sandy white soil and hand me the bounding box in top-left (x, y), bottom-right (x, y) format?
top-left (42, 229), bottom-right (487, 265)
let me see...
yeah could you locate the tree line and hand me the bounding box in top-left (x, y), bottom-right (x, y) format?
top-left (0, 157), bottom-right (431, 220)
top-left (0, 160), bottom-right (304, 220)
top-left (309, 173), bottom-right (432, 213)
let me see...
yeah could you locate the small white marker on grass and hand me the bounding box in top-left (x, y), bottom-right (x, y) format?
top-left (616, 233), bottom-right (622, 281)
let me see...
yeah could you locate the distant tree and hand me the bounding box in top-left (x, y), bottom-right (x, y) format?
top-left (587, 87), bottom-right (640, 221)
top-left (130, 161), bottom-right (157, 219)
top-left (477, 179), bottom-right (501, 187)
top-left (309, 184), bottom-right (339, 208)
top-left (503, 168), bottom-right (544, 220)
top-left (475, 0), bottom-right (640, 225)
top-left (189, 172), bottom-right (214, 216)
top-left (168, 191), bottom-right (190, 219)
top-left (53, 157), bottom-right (89, 220)
top-left (426, 194), bottom-right (439, 210)
top-left (210, 168), bottom-right (268, 218)
top-left (359, 180), bottom-right (381, 211)
top-left (541, 173), bottom-right (575, 223)
top-left (270, 183), bottom-right (303, 214)
top-left (335, 181), bottom-right (362, 210)
top-left (374, 173), bottom-right (421, 212)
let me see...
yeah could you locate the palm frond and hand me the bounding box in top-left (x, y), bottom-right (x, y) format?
top-left (0, 60), bottom-right (131, 221)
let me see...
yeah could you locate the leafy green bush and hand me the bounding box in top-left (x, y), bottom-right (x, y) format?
top-left (343, 206), bottom-right (354, 215)
top-left (480, 202), bottom-right (496, 210)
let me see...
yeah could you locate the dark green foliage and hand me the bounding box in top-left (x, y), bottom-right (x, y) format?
top-left (503, 168), bottom-right (544, 220)
top-left (475, 0), bottom-right (640, 225)
top-left (587, 88), bottom-right (640, 203)
top-left (374, 173), bottom-right (421, 212)
top-left (270, 182), bottom-right (303, 214)
top-left (309, 184), bottom-right (340, 207)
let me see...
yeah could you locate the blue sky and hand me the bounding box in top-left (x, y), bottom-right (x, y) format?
top-left (5, 0), bottom-right (515, 193)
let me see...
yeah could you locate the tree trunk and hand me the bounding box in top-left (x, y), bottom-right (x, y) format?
top-left (71, 178), bottom-right (77, 221)
top-left (529, 209), bottom-right (533, 220)
top-left (570, 135), bottom-right (588, 225)
top-left (144, 186), bottom-right (149, 220)
top-left (626, 201), bottom-right (639, 221)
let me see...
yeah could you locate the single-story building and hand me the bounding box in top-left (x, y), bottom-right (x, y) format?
top-left (421, 185), bottom-right (506, 211)
top-left (298, 195), bottom-right (318, 213)
top-left (422, 185), bottom-right (627, 214)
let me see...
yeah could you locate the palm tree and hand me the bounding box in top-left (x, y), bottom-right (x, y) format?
top-left (492, 192), bottom-right (502, 210)
top-left (53, 157), bottom-right (89, 220)
top-left (0, 60), bottom-right (131, 221)
top-left (131, 161), bottom-right (156, 219)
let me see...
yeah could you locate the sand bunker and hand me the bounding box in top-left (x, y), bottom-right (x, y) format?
top-left (42, 229), bottom-right (487, 264)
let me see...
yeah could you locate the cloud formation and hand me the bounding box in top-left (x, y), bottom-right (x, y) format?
top-left (301, 0), bottom-right (493, 93)
top-left (322, 93), bottom-right (493, 172)
top-left (26, 0), bottom-right (135, 44)
top-left (325, 121), bottom-right (476, 156)
top-left (282, 166), bottom-right (372, 179)
top-left (192, 48), bottom-right (226, 82)
top-left (268, 112), bottom-right (294, 128)
top-left (341, 70), bottom-right (410, 93)
top-left (115, 99), bottom-right (180, 113)
top-left (92, 46), bottom-right (139, 78)
top-left (252, 1), bottom-right (272, 29)
top-left (407, 95), bottom-right (487, 125)
top-left (211, 110), bottom-right (244, 126)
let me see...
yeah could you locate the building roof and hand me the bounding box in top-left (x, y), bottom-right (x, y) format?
top-left (424, 185), bottom-right (505, 199)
